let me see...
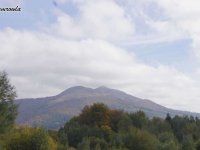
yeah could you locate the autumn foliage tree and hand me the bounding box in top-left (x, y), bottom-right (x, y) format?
top-left (78, 103), bottom-right (110, 127)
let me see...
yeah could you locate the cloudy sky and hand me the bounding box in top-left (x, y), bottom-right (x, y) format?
top-left (1, 0), bottom-right (200, 112)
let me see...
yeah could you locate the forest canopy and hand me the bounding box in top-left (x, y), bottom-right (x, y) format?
top-left (1, 72), bottom-right (200, 150)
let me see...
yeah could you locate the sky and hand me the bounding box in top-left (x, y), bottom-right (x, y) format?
top-left (1, 0), bottom-right (200, 112)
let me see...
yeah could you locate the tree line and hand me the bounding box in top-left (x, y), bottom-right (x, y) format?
top-left (1, 71), bottom-right (200, 150)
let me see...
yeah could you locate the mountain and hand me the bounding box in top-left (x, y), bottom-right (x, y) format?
top-left (15, 86), bottom-right (200, 129)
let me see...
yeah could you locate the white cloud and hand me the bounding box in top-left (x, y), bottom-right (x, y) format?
top-left (1, 0), bottom-right (200, 113)
top-left (149, 0), bottom-right (200, 58)
top-left (116, 0), bottom-right (200, 57)
top-left (48, 0), bottom-right (134, 41)
top-left (1, 28), bottom-right (200, 112)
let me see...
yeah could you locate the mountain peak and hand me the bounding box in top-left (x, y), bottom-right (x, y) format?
top-left (68, 86), bottom-right (89, 90)
top-left (95, 86), bottom-right (115, 93)
top-left (16, 85), bottom-right (200, 129)
top-left (95, 86), bottom-right (109, 90)
top-left (58, 86), bottom-right (92, 96)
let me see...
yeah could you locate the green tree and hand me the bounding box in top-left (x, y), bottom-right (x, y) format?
top-left (110, 133), bottom-right (124, 148)
top-left (170, 115), bottom-right (198, 142)
top-left (123, 127), bottom-right (159, 150)
top-left (117, 114), bottom-right (132, 132)
top-left (148, 117), bottom-right (171, 135)
top-left (195, 139), bottom-right (200, 150)
top-left (62, 120), bottom-right (88, 147)
top-left (95, 143), bottom-right (101, 150)
top-left (5, 127), bottom-right (56, 150)
top-left (88, 137), bottom-right (108, 150)
top-left (165, 113), bottom-right (172, 124)
top-left (158, 132), bottom-right (180, 150)
top-left (77, 137), bottom-right (90, 150)
top-left (0, 71), bottom-right (17, 134)
top-left (129, 111), bottom-right (148, 129)
top-left (58, 127), bottom-right (68, 147)
top-left (181, 135), bottom-right (195, 150)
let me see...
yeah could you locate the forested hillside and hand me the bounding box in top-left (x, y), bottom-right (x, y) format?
top-left (1, 72), bottom-right (200, 150)
top-left (56, 103), bottom-right (200, 150)
top-left (2, 103), bottom-right (200, 149)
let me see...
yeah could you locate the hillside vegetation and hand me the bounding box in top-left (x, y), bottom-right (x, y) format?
top-left (1, 72), bottom-right (200, 150)
top-left (16, 86), bottom-right (200, 129)
top-left (1, 103), bottom-right (200, 150)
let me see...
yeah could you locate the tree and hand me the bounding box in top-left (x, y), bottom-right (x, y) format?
top-left (109, 109), bottom-right (124, 131)
top-left (0, 71), bottom-right (17, 134)
top-left (117, 114), bottom-right (132, 132)
top-left (62, 120), bottom-right (88, 148)
top-left (88, 137), bottom-right (108, 150)
top-left (181, 135), bottom-right (195, 150)
top-left (78, 103), bottom-right (110, 127)
top-left (165, 113), bottom-right (172, 124)
top-left (148, 117), bottom-right (172, 135)
top-left (123, 127), bottom-right (159, 150)
top-left (158, 132), bottom-right (180, 150)
top-left (195, 139), bottom-right (200, 150)
top-left (77, 136), bottom-right (108, 150)
top-left (129, 111), bottom-right (148, 129)
top-left (77, 137), bottom-right (90, 150)
top-left (5, 127), bottom-right (57, 150)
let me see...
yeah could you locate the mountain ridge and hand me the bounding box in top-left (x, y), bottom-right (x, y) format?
top-left (15, 86), bottom-right (200, 129)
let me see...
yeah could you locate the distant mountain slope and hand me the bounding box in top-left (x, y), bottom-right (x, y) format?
top-left (15, 86), bottom-right (200, 129)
